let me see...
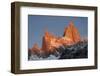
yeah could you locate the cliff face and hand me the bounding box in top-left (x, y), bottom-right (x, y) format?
top-left (42, 31), bottom-right (62, 52)
top-left (30, 21), bottom-right (81, 55)
top-left (63, 21), bottom-right (81, 43)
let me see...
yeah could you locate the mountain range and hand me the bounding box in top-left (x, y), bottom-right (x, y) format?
top-left (28, 21), bottom-right (88, 60)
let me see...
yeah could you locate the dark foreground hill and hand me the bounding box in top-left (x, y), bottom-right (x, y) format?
top-left (28, 41), bottom-right (88, 60)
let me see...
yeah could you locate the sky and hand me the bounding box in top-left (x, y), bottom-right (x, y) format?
top-left (28, 15), bottom-right (88, 48)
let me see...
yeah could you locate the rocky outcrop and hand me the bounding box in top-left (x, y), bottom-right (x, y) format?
top-left (63, 21), bottom-right (81, 43)
top-left (42, 31), bottom-right (62, 53)
top-left (31, 43), bottom-right (42, 56)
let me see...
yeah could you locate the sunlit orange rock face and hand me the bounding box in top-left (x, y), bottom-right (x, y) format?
top-left (63, 21), bottom-right (81, 43)
top-left (42, 31), bottom-right (62, 52)
top-left (31, 43), bottom-right (42, 55)
top-left (31, 21), bottom-right (81, 54)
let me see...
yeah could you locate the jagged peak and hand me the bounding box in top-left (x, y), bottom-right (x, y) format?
top-left (44, 28), bottom-right (51, 37)
top-left (32, 43), bottom-right (40, 50)
top-left (44, 29), bottom-right (56, 39)
top-left (69, 21), bottom-right (74, 27)
top-left (63, 21), bottom-right (74, 36)
top-left (63, 21), bottom-right (81, 43)
top-left (44, 31), bottom-right (50, 37)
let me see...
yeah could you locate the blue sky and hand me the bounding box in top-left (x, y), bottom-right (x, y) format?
top-left (28, 15), bottom-right (88, 48)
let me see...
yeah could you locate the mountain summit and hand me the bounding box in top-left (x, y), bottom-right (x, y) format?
top-left (42, 30), bottom-right (62, 53)
top-left (63, 21), bottom-right (81, 43)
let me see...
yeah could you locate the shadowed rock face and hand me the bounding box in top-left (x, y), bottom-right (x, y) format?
top-left (59, 41), bottom-right (88, 59)
top-left (28, 21), bottom-right (87, 60)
